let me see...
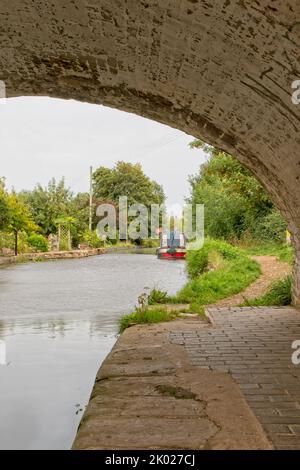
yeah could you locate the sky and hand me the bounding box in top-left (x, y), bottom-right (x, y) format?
top-left (0, 97), bottom-right (207, 213)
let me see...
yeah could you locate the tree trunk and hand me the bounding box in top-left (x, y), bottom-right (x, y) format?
top-left (14, 230), bottom-right (18, 256)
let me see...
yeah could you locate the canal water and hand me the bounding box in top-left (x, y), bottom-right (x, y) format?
top-left (0, 253), bottom-right (187, 450)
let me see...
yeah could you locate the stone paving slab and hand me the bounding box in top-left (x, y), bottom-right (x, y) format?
top-left (73, 319), bottom-right (271, 450)
top-left (170, 306), bottom-right (300, 450)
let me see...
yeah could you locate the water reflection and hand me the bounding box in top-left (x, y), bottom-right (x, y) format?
top-left (0, 254), bottom-right (187, 449)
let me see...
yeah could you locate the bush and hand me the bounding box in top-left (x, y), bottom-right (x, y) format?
top-left (140, 239), bottom-right (160, 248)
top-left (0, 232), bottom-right (14, 254)
top-left (252, 209), bottom-right (287, 244)
top-left (27, 234), bottom-right (48, 252)
top-left (188, 148), bottom-right (276, 241)
top-left (242, 276), bottom-right (292, 307)
top-left (186, 239), bottom-right (240, 278)
top-left (148, 288), bottom-right (170, 305)
top-left (81, 230), bottom-right (103, 248)
top-left (59, 239), bottom-right (70, 251)
top-left (0, 231), bottom-right (32, 254)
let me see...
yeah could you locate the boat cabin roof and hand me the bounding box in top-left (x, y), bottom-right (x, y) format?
top-left (159, 231), bottom-right (186, 248)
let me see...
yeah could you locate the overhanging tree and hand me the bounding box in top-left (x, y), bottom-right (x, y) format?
top-left (188, 140), bottom-right (286, 242)
top-left (7, 194), bottom-right (38, 255)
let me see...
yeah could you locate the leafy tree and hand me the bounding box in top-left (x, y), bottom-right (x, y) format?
top-left (188, 140), bottom-right (286, 242)
top-left (93, 162), bottom-right (165, 241)
top-left (0, 164), bottom-right (166, 250)
top-left (7, 193), bottom-right (38, 255)
top-left (93, 161), bottom-right (165, 207)
top-left (69, 192), bottom-right (90, 245)
top-left (0, 178), bottom-right (10, 230)
top-left (20, 178), bottom-right (74, 235)
top-left (71, 192), bottom-right (90, 226)
top-left (252, 210), bottom-right (287, 243)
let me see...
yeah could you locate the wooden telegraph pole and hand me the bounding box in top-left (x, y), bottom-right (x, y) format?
top-left (89, 166), bottom-right (93, 231)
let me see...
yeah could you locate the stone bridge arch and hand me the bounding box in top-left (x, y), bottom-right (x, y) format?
top-left (1, 1), bottom-right (300, 304)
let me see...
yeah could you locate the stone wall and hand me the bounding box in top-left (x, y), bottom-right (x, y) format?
top-left (0, 248), bottom-right (106, 267)
top-left (292, 236), bottom-right (300, 308)
top-left (0, 1), bottom-right (299, 302)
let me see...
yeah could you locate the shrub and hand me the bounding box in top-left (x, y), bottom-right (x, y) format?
top-left (140, 238), bottom-right (160, 248)
top-left (81, 230), bottom-right (103, 248)
top-left (252, 209), bottom-right (287, 244)
top-left (0, 231), bottom-right (32, 254)
top-left (188, 144), bottom-right (286, 243)
top-left (0, 232), bottom-right (14, 254)
top-left (277, 245), bottom-right (294, 264)
top-left (27, 234), bottom-right (48, 252)
top-left (148, 288), bottom-right (170, 305)
top-left (186, 239), bottom-right (240, 278)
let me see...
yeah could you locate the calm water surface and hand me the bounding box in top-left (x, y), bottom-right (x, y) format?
top-left (0, 253), bottom-right (187, 449)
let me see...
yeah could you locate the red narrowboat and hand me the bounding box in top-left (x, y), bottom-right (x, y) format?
top-left (157, 231), bottom-right (186, 259)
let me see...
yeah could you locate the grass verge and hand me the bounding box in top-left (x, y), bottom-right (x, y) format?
top-left (119, 307), bottom-right (179, 333)
top-left (241, 275), bottom-right (292, 307)
top-left (120, 240), bottom-right (263, 332)
top-left (169, 240), bottom-right (261, 312)
top-left (240, 242), bottom-right (294, 264)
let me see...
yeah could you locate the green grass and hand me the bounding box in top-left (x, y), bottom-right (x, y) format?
top-left (145, 240), bottom-right (261, 315)
top-left (240, 242), bottom-right (294, 264)
top-left (169, 240), bottom-right (261, 312)
top-left (120, 240), bottom-right (264, 331)
top-left (175, 257), bottom-right (260, 305)
top-left (119, 307), bottom-right (179, 333)
top-left (241, 275), bottom-right (292, 307)
top-left (188, 304), bottom-right (206, 316)
top-left (185, 238), bottom-right (242, 278)
top-left (148, 288), bottom-right (171, 305)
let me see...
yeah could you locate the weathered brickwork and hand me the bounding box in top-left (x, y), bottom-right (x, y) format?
top-left (170, 307), bottom-right (300, 449)
top-left (0, 1), bottom-right (300, 300)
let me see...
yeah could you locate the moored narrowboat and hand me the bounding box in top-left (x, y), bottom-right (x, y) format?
top-left (157, 231), bottom-right (186, 259)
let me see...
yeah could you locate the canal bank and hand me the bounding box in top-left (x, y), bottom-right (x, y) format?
top-left (0, 246), bottom-right (156, 268)
top-left (0, 248), bottom-right (106, 267)
top-left (73, 317), bottom-right (271, 450)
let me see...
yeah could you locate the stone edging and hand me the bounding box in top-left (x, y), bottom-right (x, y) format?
top-left (0, 248), bottom-right (106, 266)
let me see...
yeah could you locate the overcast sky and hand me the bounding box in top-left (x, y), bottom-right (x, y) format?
top-left (0, 97), bottom-right (207, 212)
